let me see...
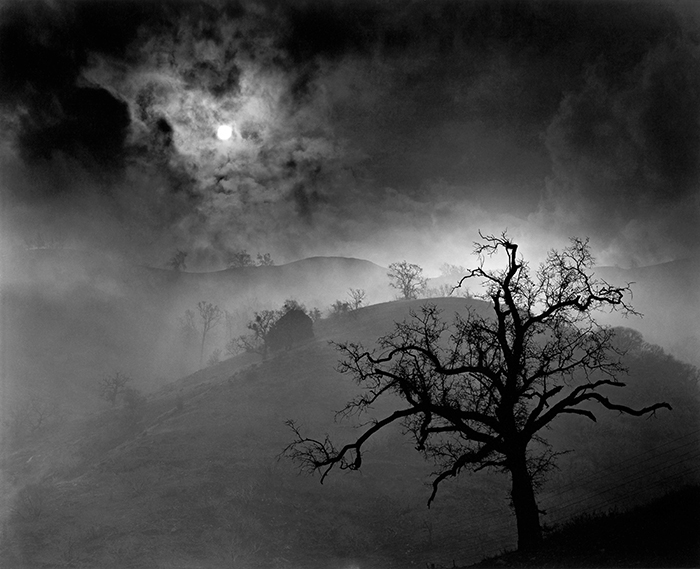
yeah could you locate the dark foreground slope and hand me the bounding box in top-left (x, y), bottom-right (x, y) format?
top-left (1, 299), bottom-right (698, 569)
top-left (472, 485), bottom-right (700, 568)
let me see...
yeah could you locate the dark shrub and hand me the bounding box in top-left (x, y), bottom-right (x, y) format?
top-left (268, 309), bottom-right (314, 352)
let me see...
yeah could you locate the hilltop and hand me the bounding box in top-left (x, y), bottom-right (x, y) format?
top-left (1, 297), bottom-right (699, 568)
top-left (0, 249), bottom-right (394, 411)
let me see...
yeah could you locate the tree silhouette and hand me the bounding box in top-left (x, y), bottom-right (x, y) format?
top-left (227, 249), bottom-right (253, 268)
top-left (284, 232), bottom-right (671, 552)
top-left (348, 288), bottom-right (367, 310)
top-left (256, 252), bottom-right (275, 266)
top-left (99, 371), bottom-right (133, 407)
top-left (232, 309), bottom-right (279, 360)
top-left (168, 250), bottom-right (187, 271)
top-left (388, 261), bottom-right (427, 300)
top-left (197, 301), bottom-right (222, 368)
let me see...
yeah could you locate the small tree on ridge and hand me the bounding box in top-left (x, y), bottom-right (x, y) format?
top-left (388, 261), bottom-right (427, 300)
top-left (348, 288), bottom-right (367, 310)
top-left (284, 232), bottom-right (671, 552)
top-left (168, 250), bottom-right (187, 271)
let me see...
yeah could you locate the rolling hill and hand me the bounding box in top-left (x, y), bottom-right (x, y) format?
top-left (1, 297), bottom-right (698, 568)
top-left (0, 249), bottom-right (394, 412)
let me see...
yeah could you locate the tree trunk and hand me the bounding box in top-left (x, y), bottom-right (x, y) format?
top-left (509, 452), bottom-right (543, 552)
top-left (200, 330), bottom-right (207, 368)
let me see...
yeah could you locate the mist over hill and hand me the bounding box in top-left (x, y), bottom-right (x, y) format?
top-left (2, 248), bottom-right (697, 417)
top-left (1, 296), bottom-right (698, 568)
top-left (0, 249), bottom-right (393, 413)
top-left (593, 257), bottom-right (700, 368)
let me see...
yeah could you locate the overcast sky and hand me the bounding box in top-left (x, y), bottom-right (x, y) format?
top-left (1, 0), bottom-right (698, 271)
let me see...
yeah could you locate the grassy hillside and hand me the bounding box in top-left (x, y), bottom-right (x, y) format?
top-left (0, 249), bottom-right (394, 414)
top-left (1, 298), bottom-right (698, 567)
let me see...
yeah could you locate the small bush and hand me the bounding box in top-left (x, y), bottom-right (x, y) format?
top-left (329, 300), bottom-right (351, 317)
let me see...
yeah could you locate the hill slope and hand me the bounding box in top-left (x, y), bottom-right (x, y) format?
top-left (594, 257), bottom-right (700, 367)
top-left (0, 249), bottom-right (393, 411)
top-left (2, 298), bottom-right (699, 568)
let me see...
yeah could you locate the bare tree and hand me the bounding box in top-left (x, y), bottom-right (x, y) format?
top-left (329, 300), bottom-right (351, 317)
top-left (388, 261), bottom-right (428, 300)
top-left (284, 232), bottom-right (671, 552)
top-left (256, 252), bottom-right (275, 266)
top-left (227, 249), bottom-right (253, 268)
top-left (308, 307), bottom-right (323, 322)
top-left (348, 288), bottom-right (367, 310)
top-left (231, 309), bottom-right (279, 360)
top-left (168, 250), bottom-right (187, 271)
top-left (197, 301), bottom-right (223, 368)
top-left (3, 396), bottom-right (61, 443)
top-left (99, 372), bottom-right (133, 407)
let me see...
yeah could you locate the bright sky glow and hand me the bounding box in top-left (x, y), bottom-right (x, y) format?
top-left (216, 124), bottom-right (233, 140)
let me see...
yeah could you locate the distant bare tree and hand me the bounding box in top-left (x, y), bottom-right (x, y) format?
top-left (228, 249), bottom-right (254, 268)
top-left (197, 302), bottom-right (223, 368)
top-left (388, 261), bottom-right (428, 300)
top-left (3, 396), bottom-right (61, 443)
top-left (99, 372), bottom-right (133, 407)
top-left (308, 307), bottom-right (323, 322)
top-left (329, 299), bottom-right (351, 317)
top-left (26, 399), bottom-right (58, 432)
top-left (168, 250), bottom-right (188, 271)
top-left (256, 252), bottom-right (275, 266)
top-left (348, 288), bottom-right (367, 310)
top-left (233, 309), bottom-right (279, 360)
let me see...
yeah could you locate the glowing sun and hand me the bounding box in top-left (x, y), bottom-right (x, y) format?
top-left (216, 124), bottom-right (233, 140)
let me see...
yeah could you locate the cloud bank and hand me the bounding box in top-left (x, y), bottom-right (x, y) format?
top-left (1, 0), bottom-right (698, 271)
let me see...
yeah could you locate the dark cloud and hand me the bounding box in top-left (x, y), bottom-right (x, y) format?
top-left (0, 0), bottom-right (697, 269)
top-left (18, 87), bottom-right (130, 169)
top-left (544, 38), bottom-right (700, 262)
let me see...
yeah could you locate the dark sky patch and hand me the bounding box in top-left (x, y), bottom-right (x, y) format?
top-left (18, 87), bottom-right (130, 169)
